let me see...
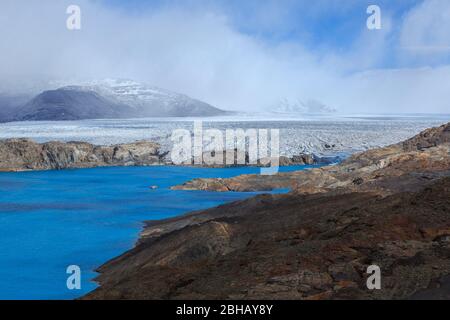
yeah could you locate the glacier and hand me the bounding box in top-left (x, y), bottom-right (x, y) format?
top-left (0, 114), bottom-right (448, 157)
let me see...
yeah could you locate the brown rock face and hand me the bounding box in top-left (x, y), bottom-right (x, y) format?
top-left (84, 122), bottom-right (450, 300)
top-left (0, 139), bottom-right (162, 171)
top-left (172, 122), bottom-right (450, 195)
top-left (85, 178), bottom-right (450, 300)
top-left (187, 149), bottom-right (318, 168)
top-left (401, 122), bottom-right (450, 151)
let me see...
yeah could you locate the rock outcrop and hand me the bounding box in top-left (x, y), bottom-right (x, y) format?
top-left (16, 88), bottom-right (136, 121)
top-left (172, 122), bottom-right (450, 194)
top-left (186, 149), bottom-right (324, 168)
top-left (84, 122), bottom-right (450, 300)
top-left (0, 139), bottom-right (163, 171)
top-left (0, 139), bottom-right (336, 172)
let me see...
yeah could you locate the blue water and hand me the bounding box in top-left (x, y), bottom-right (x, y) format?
top-left (0, 164), bottom-right (318, 300)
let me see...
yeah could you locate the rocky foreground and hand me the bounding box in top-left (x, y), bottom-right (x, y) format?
top-left (0, 139), bottom-right (164, 171)
top-left (173, 122), bottom-right (450, 194)
top-left (85, 122), bottom-right (450, 300)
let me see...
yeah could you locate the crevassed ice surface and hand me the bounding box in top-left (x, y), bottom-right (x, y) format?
top-left (0, 115), bottom-right (448, 156)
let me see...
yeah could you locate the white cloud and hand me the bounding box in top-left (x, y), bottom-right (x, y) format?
top-left (342, 66), bottom-right (450, 114)
top-left (399, 0), bottom-right (450, 59)
top-left (0, 0), bottom-right (449, 114)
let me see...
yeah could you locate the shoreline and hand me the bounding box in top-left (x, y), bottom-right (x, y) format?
top-left (0, 137), bottom-right (341, 173)
top-left (83, 122), bottom-right (450, 300)
top-left (0, 158), bottom-right (333, 173)
top-left (1, 121), bottom-right (449, 299)
top-left (1, 164), bottom-right (303, 299)
top-left (2, 116), bottom-right (445, 162)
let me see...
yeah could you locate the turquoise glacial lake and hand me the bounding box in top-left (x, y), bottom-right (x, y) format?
top-left (0, 165), bottom-right (317, 299)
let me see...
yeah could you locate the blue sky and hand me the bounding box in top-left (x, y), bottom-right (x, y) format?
top-left (103, 0), bottom-right (428, 68)
top-left (1, 0), bottom-right (450, 113)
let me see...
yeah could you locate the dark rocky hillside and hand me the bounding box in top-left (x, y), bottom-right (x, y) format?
top-left (15, 88), bottom-right (135, 121)
top-left (5, 81), bottom-right (227, 121)
top-left (0, 139), bottom-right (163, 171)
top-left (84, 122), bottom-right (450, 300)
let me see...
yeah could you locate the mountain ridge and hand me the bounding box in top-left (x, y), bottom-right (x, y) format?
top-left (270, 98), bottom-right (337, 114)
top-left (1, 79), bottom-right (227, 121)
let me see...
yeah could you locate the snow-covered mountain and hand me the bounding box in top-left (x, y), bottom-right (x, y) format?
top-left (5, 79), bottom-right (227, 122)
top-left (271, 98), bottom-right (337, 114)
top-left (60, 79), bottom-right (227, 117)
top-left (0, 94), bottom-right (32, 122)
top-left (16, 87), bottom-right (135, 121)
